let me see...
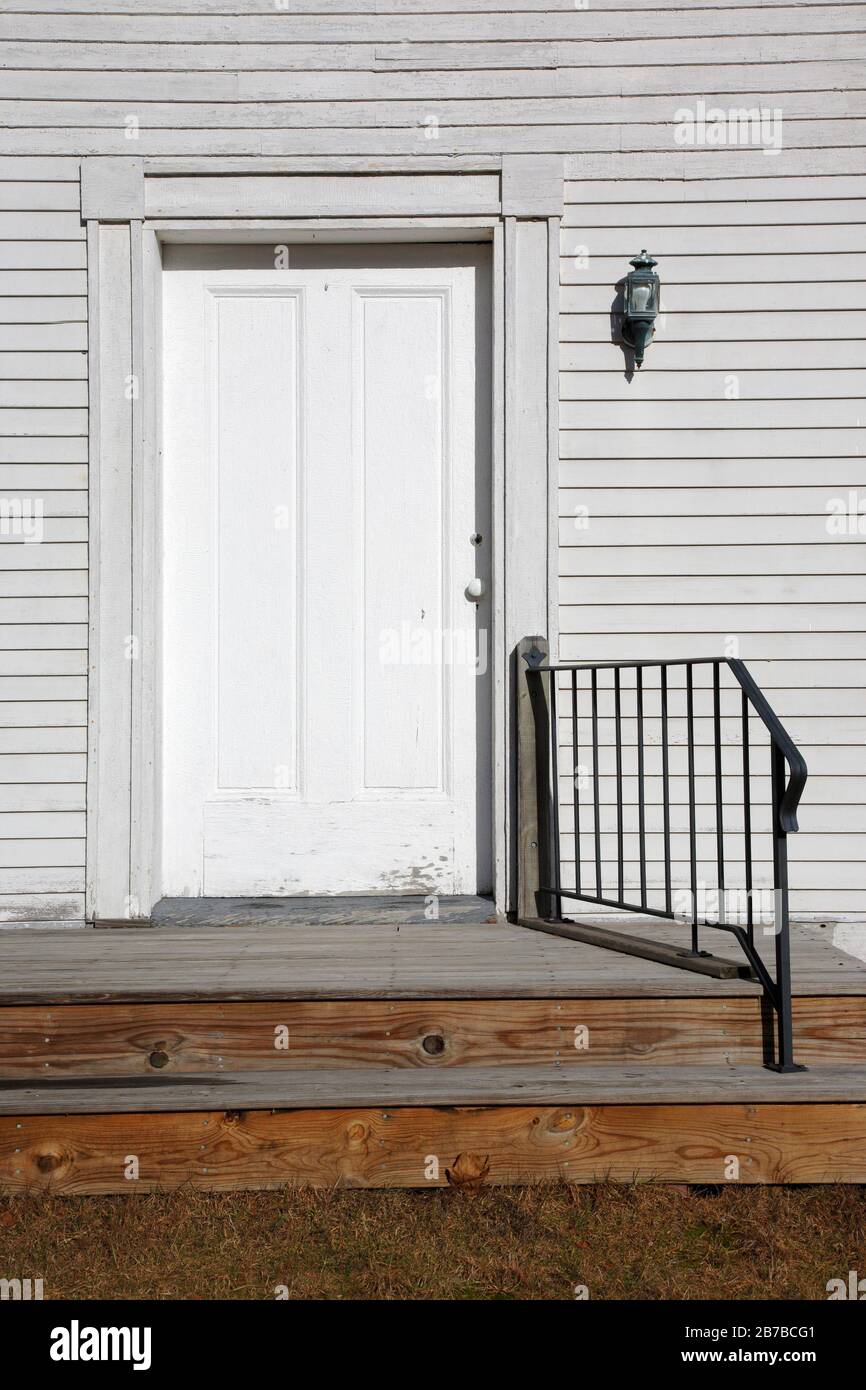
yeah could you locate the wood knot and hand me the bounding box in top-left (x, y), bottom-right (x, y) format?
top-left (346, 1122), bottom-right (368, 1144)
top-left (549, 1108), bottom-right (583, 1135)
top-left (35, 1148), bottom-right (66, 1174)
top-left (148, 1049), bottom-right (170, 1069)
top-left (445, 1152), bottom-right (490, 1192)
top-left (421, 1033), bottom-right (446, 1057)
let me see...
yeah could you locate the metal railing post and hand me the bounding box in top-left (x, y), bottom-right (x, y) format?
top-left (517, 636), bottom-right (552, 922)
top-left (770, 741), bottom-right (802, 1071)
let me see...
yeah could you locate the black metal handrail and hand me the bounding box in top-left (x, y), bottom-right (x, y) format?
top-left (520, 647), bottom-right (808, 1072)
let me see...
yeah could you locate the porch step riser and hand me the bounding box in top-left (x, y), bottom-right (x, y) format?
top-left (2, 997), bottom-right (865, 1079)
top-left (4, 1102), bottom-right (866, 1191)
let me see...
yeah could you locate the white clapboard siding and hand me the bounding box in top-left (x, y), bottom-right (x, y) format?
top-left (0, 158), bottom-right (87, 925)
top-left (0, 3), bottom-right (863, 923)
top-left (0, 625), bottom-right (88, 651)
top-left (562, 226), bottom-right (866, 256)
top-left (0, 701), bottom-right (86, 728)
top-left (561, 429), bottom-right (865, 458)
top-left (562, 252), bottom-right (866, 284)
top-left (0, 27), bottom-right (861, 65)
top-left (2, 90), bottom-right (865, 130)
top-left (560, 401), bottom-right (861, 429)
top-left (0, 729), bottom-right (86, 755)
top-left (2, 59), bottom-right (865, 104)
top-left (563, 343), bottom-right (866, 371)
top-left (560, 544), bottom-right (865, 579)
top-left (563, 285), bottom-right (866, 312)
top-left (562, 371), bottom-right (866, 400)
top-left (0, 893), bottom-right (84, 925)
top-left (567, 199), bottom-right (866, 228)
top-left (4, 122), bottom-right (865, 157)
top-left (0, 9), bottom-right (863, 43)
top-left (0, 651), bottom-right (86, 676)
top-left (0, 839), bottom-right (84, 867)
top-left (560, 483), bottom-right (866, 513)
top-left (562, 311), bottom-right (863, 343)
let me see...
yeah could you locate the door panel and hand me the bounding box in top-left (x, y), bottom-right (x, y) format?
top-left (357, 291), bottom-right (445, 795)
top-left (161, 245), bottom-right (491, 897)
top-left (215, 292), bottom-right (300, 792)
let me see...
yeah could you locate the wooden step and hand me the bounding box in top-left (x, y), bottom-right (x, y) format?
top-left (2, 995), bottom-right (865, 1078)
top-left (4, 1078), bottom-right (866, 1190)
top-left (5, 1061), bottom-right (866, 1115)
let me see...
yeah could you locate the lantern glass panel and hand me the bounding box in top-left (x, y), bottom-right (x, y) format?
top-left (630, 282), bottom-right (654, 314)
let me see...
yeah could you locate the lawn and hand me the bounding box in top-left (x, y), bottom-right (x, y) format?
top-left (2, 1183), bottom-right (864, 1300)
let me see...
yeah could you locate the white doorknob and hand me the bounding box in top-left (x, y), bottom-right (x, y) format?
top-left (465, 577), bottom-right (486, 602)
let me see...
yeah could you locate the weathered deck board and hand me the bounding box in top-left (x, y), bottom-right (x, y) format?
top-left (4, 1103), bottom-right (866, 1191)
top-left (0, 921), bottom-right (863, 1004)
top-left (3, 996), bottom-right (865, 1078)
top-left (5, 1063), bottom-right (866, 1115)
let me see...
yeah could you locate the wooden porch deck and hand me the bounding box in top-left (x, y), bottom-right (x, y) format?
top-left (3, 917), bottom-right (865, 1004)
top-left (2, 916), bottom-right (866, 1190)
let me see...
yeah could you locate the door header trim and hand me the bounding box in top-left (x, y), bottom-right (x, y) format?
top-left (82, 156), bottom-right (564, 223)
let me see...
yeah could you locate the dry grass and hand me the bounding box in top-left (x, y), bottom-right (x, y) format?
top-left (2, 1183), bottom-right (865, 1300)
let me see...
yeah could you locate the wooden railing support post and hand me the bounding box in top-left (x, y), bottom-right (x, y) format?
top-left (517, 634), bottom-right (551, 923)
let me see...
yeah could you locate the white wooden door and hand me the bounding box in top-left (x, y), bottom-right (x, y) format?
top-left (161, 246), bottom-right (491, 897)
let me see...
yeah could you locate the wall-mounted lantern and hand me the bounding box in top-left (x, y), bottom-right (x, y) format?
top-left (621, 251), bottom-right (660, 368)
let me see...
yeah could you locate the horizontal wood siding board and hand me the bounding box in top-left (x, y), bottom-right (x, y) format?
top-left (0, 33), bottom-right (863, 65)
top-left (3, 2), bottom-right (864, 14)
top-left (0, 891), bottom-right (84, 923)
top-left (1, 10), bottom-right (864, 43)
top-left (2, 61), bottom-right (866, 105)
top-left (4, 124), bottom-right (866, 156)
top-left (4, 92), bottom-right (866, 129)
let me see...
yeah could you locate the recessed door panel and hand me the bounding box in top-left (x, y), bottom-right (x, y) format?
top-left (214, 292), bottom-right (301, 793)
top-left (358, 291), bottom-right (445, 795)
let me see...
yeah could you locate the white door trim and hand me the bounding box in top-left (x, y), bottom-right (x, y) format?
top-left (84, 157), bottom-right (562, 921)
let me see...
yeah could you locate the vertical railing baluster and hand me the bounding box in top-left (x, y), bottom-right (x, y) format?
top-left (614, 667), bottom-right (624, 904)
top-left (571, 668), bottom-right (581, 896)
top-left (686, 663), bottom-right (698, 952)
top-left (636, 665), bottom-right (647, 909)
top-left (592, 666), bottom-right (601, 896)
top-left (549, 670), bottom-right (562, 921)
top-left (713, 661), bottom-right (725, 927)
top-left (741, 685), bottom-right (754, 945)
top-left (661, 664), bottom-right (672, 915)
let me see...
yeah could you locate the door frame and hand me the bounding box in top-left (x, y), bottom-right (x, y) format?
top-left (83, 155), bottom-right (563, 922)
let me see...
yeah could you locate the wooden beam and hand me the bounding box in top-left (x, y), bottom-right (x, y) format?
top-left (2, 997), bottom-right (866, 1079)
top-left (3, 1103), bottom-right (866, 1191)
